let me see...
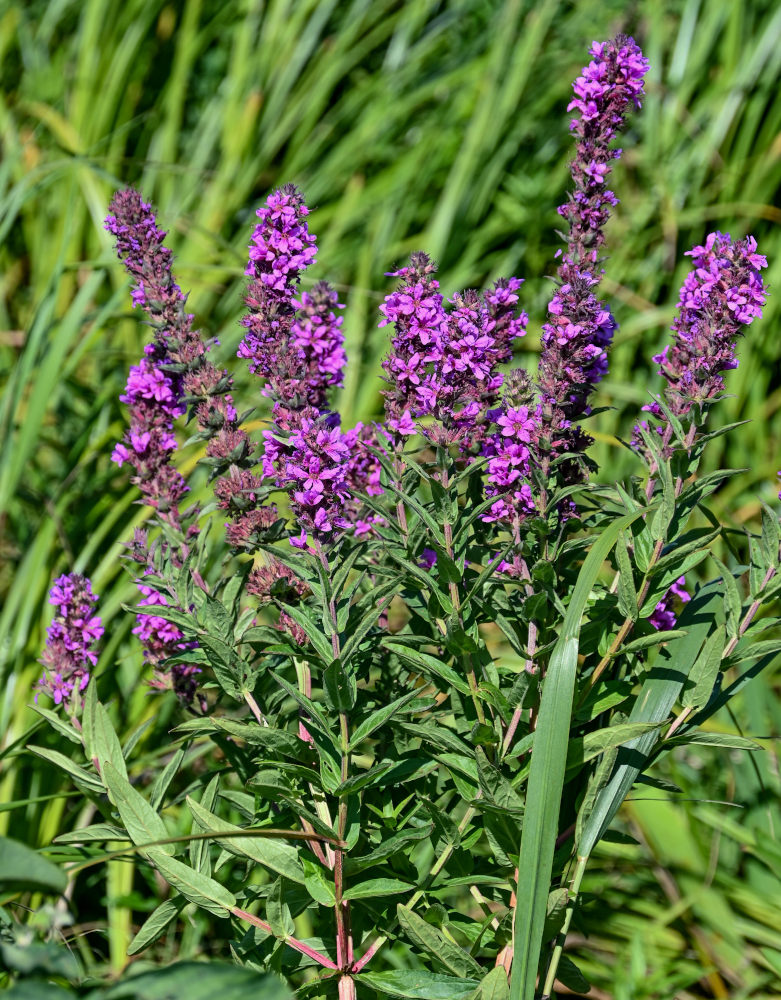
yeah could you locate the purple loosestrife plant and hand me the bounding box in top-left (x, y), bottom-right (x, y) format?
top-left (38, 574), bottom-right (103, 709)
top-left (35, 34), bottom-right (781, 1000)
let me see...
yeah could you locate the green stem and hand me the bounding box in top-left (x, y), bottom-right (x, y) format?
top-left (540, 855), bottom-right (588, 999)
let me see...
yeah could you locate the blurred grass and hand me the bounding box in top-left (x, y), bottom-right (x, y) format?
top-left (1, 0), bottom-right (781, 994)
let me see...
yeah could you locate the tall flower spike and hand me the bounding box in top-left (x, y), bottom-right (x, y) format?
top-left (239, 187), bottom-right (360, 547)
top-left (637, 232), bottom-right (767, 458)
top-left (38, 574), bottom-right (103, 708)
top-left (108, 188), bottom-right (278, 555)
top-left (538, 36), bottom-right (649, 421)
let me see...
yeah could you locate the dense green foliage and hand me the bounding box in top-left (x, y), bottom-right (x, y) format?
top-left (2, 1), bottom-right (781, 997)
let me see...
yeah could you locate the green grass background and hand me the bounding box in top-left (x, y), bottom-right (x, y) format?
top-left (1, 0), bottom-right (781, 995)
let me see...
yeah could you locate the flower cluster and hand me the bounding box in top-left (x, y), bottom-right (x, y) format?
top-left (380, 256), bottom-right (527, 448)
top-left (636, 232), bottom-right (767, 459)
top-left (538, 36), bottom-right (649, 451)
top-left (269, 417), bottom-right (353, 548)
top-left (38, 574), bottom-right (103, 707)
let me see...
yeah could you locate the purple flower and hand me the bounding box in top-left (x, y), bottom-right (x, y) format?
top-left (38, 574), bottom-right (103, 708)
top-left (638, 232), bottom-right (767, 459)
top-left (419, 548), bottom-right (438, 570)
top-left (238, 185), bottom-right (318, 392)
top-left (649, 576), bottom-right (690, 631)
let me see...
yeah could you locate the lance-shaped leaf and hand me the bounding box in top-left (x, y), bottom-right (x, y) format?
top-left (186, 796), bottom-right (305, 884)
top-left (397, 904), bottom-right (482, 978)
top-left (146, 850), bottom-right (236, 917)
top-left (681, 623), bottom-right (726, 710)
top-left (127, 896), bottom-right (187, 955)
top-left (101, 761), bottom-right (174, 857)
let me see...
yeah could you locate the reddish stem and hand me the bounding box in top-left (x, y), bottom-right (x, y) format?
top-left (231, 907), bottom-right (338, 969)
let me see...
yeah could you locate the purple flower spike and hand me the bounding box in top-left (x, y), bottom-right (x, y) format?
top-left (38, 574), bottom-right (103, 708)
top-left (108, 187), bottom-right (279, 553)
top-left (638, 232), bottom-right (767, 459)
top-left (539, 36), bottom-right (650, 420)
top-left (238, 185), bottom-right (319, 391)
top-left (659, 233), bottom-right (767, 412)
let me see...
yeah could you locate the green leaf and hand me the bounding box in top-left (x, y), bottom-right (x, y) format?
top-left (385, 551), bottom-right (454, 615)
top-left (189, 775), bottom-right (220, 875)
top-left (196, 634), bottom-right (246, 700)
top-left (358, 969), bottom-right (480, 1000)
top-left (271, 673), bottom-right (340, 753)
top-left (150, 747), bottom-right (187, 813)
top-left (639, 549), bottom-right (710, 616)
top-left (471, 968), bottom-right (510, 1000)
top-left (663, 731), bottom-right (760, 751)
top-left (266, 876), bottom-right (295, 939)
top-left (336, 761), bottom-right (394, 797)
top-left (302, 859), bottom-right (335, 906)
top-left (542, 888), bottom-right (569, 943)
top-left (102, 960), bottom-right (292, 999)
top-left (510, 506), bottom-right (647, 1000)
top-left (1, 981), bottom-right (72, 999)
top-left (175, 717), bottom-right (309, 759)
top-left (345, 824), bottom-right (434, 874)
top-left (382, 640), bottom-right (470, 695)
top-left (566, 723), bottom-right (663, 773)
top-left (127, 896), bottom-right (187, 955)
top-left (185, 796), bottom-right (305, 884)
top-left (556, 954), bottom-right (590, 993)
top-left (711, 556), bottom-right (742, 638)
top-left (387, 483), bottom-right (447, 546)
top-left (102, 761), bottom-right (174, 857)
top-left (650, 460), bottom-right (675, 540)
top-left (760, 501), bottom-right (780, 570)
top-left (617, 629), bottom-right (687, 654)
top-left (615, 531), bottom-right (638, 620)
top-left (83, 685), bottom-right (127, 781)
top-left (147, 850), bottom-right (236, 917)
top-left (201, 593), bottom-right (234, 644)
top-left (281, 603), bottom-right (335, 663)
top-left (0, 836), bottom-right (66, 894)
top-left (650, 527), bottom-right (720, 579)
top-left (397, 904), bottom-right (482, 977)
top-left (0, 939), bottom-right (80, 979)
top-left (323, 660), bottom-right (357, 712)
top-left (682, 623), bottom-right (725, 710)
top-left (54, 824), bottom-right (128, 845)
top-left (27, 745), bottom-right (104, 794)
top-left (343, 877), bottom-right (413, 901)
top-left (350, 689), bottom-right (424, 749)
top-left (30, 705), bottom-right (81, 746)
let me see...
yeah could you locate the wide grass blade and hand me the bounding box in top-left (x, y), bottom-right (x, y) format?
top-left (509, 507), bottom-right (647, 1000)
